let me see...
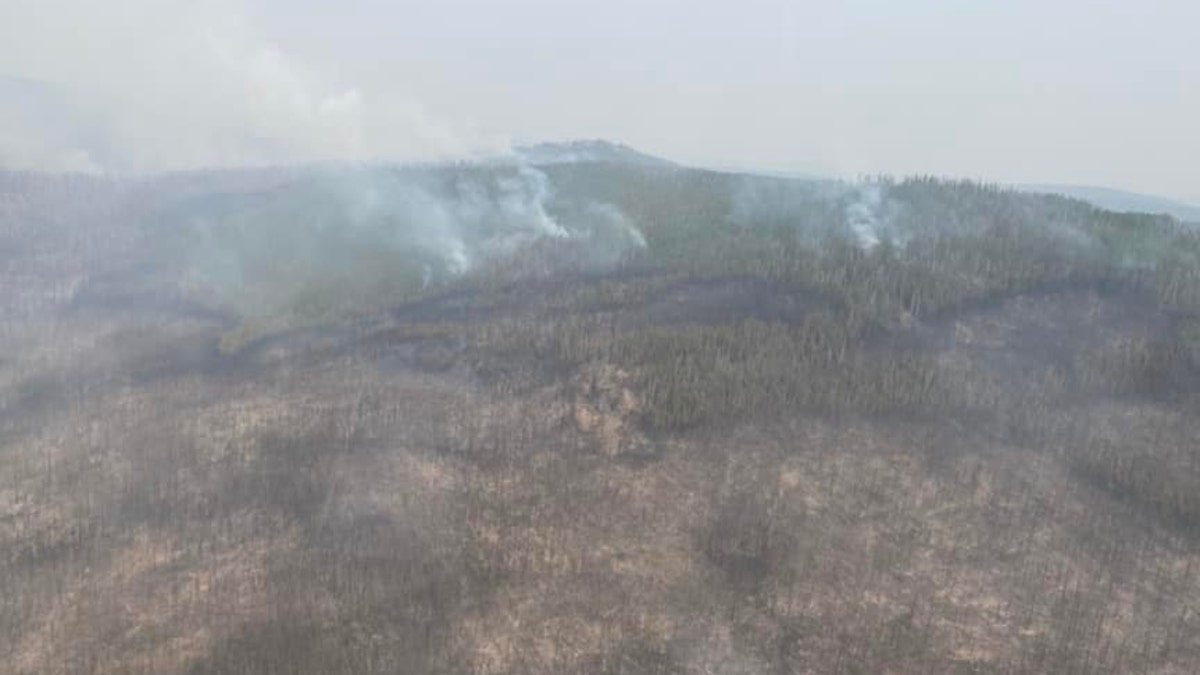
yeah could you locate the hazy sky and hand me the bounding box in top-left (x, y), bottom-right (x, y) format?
top-left (2, 0), bottom-right (1197, 202)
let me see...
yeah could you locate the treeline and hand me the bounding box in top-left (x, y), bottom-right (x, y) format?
top-left (5, 166), bottom-right (1200, 673)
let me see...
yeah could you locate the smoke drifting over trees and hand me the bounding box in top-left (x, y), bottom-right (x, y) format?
top-left (3, 2), bottom-right (1200, 672)
top-left (3, 150), bottom-right (1200, 673)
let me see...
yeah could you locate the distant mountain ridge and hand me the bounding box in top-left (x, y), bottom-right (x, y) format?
top-left (515, 140), bottom-right (677, 167)
top-left (1019, 184), bottom-right (1200, 223)
top-left (518, 140), bottom-right (1200, 224)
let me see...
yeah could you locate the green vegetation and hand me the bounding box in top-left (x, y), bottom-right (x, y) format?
top-left (3, 163), bottom-right (1200, 674)
top-left (451, 172), bottom-right (1200, 438)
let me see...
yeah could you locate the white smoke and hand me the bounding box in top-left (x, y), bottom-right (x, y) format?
top-left (844, 183), bottom-right (899, 250)
top-left (0, 0), bottom-right (505, 173)
top-left (179, 163), bottom-right (644, 314)
top-left (324, 164), bottom-right (643, 280)
top-left (317, 165), bottom-right (572, 281)
top-left (552, 201), bottom-right (649, 271)
top-left (0, 0), bottom-right (644, 314)
top-left (495, 166), bottom-right (569, 239)
top-left (731, 176), bottom-right (902, 250)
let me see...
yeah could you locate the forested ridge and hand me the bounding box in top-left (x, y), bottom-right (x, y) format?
top-left (2, 159), bottom-right (1200, 673)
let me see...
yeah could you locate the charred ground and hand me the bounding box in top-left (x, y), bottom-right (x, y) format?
top-left (2, 162), bottom-right (1200, 674)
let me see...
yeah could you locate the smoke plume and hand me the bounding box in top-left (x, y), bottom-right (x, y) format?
top-left (0, 0), bottom-right (504, 173)
top-left (174, 163), bottom-right (645, 317)
top-left (731, 176), bottom-right (903, 250)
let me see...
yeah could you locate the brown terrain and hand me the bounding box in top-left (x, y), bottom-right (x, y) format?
top-left (2, 168), bottom-right (1199, 674)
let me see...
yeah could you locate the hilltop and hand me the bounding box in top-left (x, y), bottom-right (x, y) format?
top-left (1020, 183), bottom-right (1200, 223)
top-left (516, 139), bottom-right (678, 168)
top-left (2, 154), bottom-right (1200, 674)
